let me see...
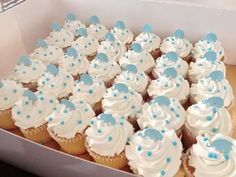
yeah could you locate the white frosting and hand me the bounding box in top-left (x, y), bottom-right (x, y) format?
top-left (63, 20), bottom-right (86, 35)
top-left (87, 24), bottom-right (108, 41)
top-left (111, 27), bottom-right (133, 45)
top-left (126, 128), bottom-right (183, 177)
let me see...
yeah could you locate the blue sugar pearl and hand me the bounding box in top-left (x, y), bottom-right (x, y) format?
top-left (120, 122), bottom-right (124, 126)
top-left (224, 154), bottom-right (229, 160)
top-left (26, 115), bottom-right (31, 119)
top-left (78, 120), bottom-right (83, 124)
top-left (42, 81), bottom-right (45, 85)
top-left (77, 88), bottom-right (81, 92)
top-left (137, 146), bottom-right (142, 151)
top-left (90, 120), bottom-right (94, 125)
top-left (124, 96), bottom-right (128, 99)
top-left (53, 107), bottom-right (57, 111)
top-left (176, 114), bottom-right (180, 118)
top-left (4, 97), bottom-right (8, 101)
top-left (49, 99), bottom-right (54, 103)
top-left (153, 114), bottom-right (157, 118)
top-left (17, 111), bottom-right (21, 115)
top-left (66, 75), bottom-right (70, 79)
top-left (146, 151), bottom-right (152, 157)
top-left (38, 110), bottom-right (42, 114)
top-left (84, 108), bottom-right (88, 112)
top-left (64, 109), bottom-right (68, 113)
top-left (108, 136), bottom-right (112, 142)
top-left (211, 128), bottom-right (218, 133)
top-left (40, 97), bottom-right (44, 101)
top-left (88, 89), bottom-right (93, 94)
top-left (176, 83), bottom-right (180, 87)
top-left (165, 120), bottom-right (170, 125)
top-left (13, 89), bottom-right (17, 93)
top-left (206, 116), bottom-right (212, 121)
top-left (25, 101), bottom-right (29, 105)
top-left (51, 84), bottom-right (55, 88)
top-left (80, 100), bottom-right (83, 104)
top-left (97, 129), bottom-right (102, 133)
top-left (48, 117), bottom-right (53, 122)
top-left (166, 157), bottom-right (171, 163)
top-left (32, 67), bottom-right (36, 71)
top-left (170, 108), bottom-right (174, 112)
top-left (203, 137), bottom-right (208, 141)
top-left (172, 141), bottom-right (177, 146)
top-left (63, 83), bottom-right (67, 87)
top-left (132, 105), bottom-right (135, 109)
top-left (60, 121), bottom-right (65, 125)
top-left (160, 170), bottom-right (166, 176)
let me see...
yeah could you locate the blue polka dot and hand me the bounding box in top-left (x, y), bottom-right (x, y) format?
top-left (63, 83), bottom-right (67, 87)
top-left (160, 170), bottom-right (166, 176)
top-left (38, 110), bottom-right (42, 114)
top-left (60, 121), bottom-right (65, 125)
top-left (48, 117), bottom-right (52, 122)
top-left (172, 141), bottom-right (177, 146)
top-left (78, 120), bottom-right (83, 124)
top-left (97, 129), bottom-right (102, 133)
top-left (25, 101), bottom-right (29, 105)
top-left (166, 157), bottom-right (171, 163)
top-left (120, 122), bottom-right (124, 126)
top-left (206, 116), bottom-right (212, 121)
top-left (4, 97), bottom-right (8, 101)
top-left (17, 111), bottom-right (21, 115)
top-left (13, 89), bottom-right (17, 93)
top-left (165, 120), bottom-right (170, 125)
top-left (84, 108), bottom-right (88, 112)
top-left (108, 136), bottom-right (112, 142)
top-left (211, 128), bottom-right (218, 133)
top-left (137, 146), bottom-right (142, 151)
top-left (146, 151), bottom-right (152, 157)
top-left (90, 120), bottom-right (94, 125)
top-left (64, 110), bottom-right (68, 113)
top-left (124, 96), bottom-right (128, 99)
top-left (77, 88), bottom-right (81, 92)
top-left (88, 89), bottom-right (93, 94)
top-left (26, 115), bottom-right (31, 119)
top-left (40, 97), bottom-right (44, 101)
top-left (49, 99), bottom-right (54, 103)
top-left (80, 100), bottom-right (83, 104)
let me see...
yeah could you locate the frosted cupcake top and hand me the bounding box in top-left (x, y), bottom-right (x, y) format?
top-left (148, 67), bottom-right (190, 102)
top-left (63, 13), bottom-right (86, 35)
top-left (102, 83), bottom-right (143, 118)
top-left (30, 39), bottom-right (64, 65)
top-left (47, 22), bottom-right (74, 48)
top-left (58, 47), bottom-right (89, 76)
top-left (86, 113), bottom-right (133, 156)
top-left (47, 99), bottom-right (95, 138)
top-left (126, 128), bottom-right (183, 177)
top-left (137, 96), bottom-right (186, 132)
top-left (160, 29), bottom-right (193, 58)
top-left (189, 51), bottom-right (226, 83)
top-left (119, 43), bottom-right (155, 73)
top-left (12, 90), bottom-right (58, 129)
top-left (72, 28), bottom-right (99, 56)
top-left (0, 79), bottom-right (24, 110)
top-left (111, 20), bottom-right (134, 45)
top-left (38, 64), bottom-right (74, 98)
top-left (114, 64), bottom-right (149, 93)
top-left (191, 33), bottom-right (225, 60)
top-left (70, 74), bottom-right (106, 106)
top-left (153, 52), bottom-right (189, 78)
top-left (186, 97), bottom-right (232, 138)
top-left (88, 53), bottom-right (121, 82)
top-left (11, 56), bottom-right (46, 83)
top-left (190, 70), bottom-right (234, 107)
top-left (87, 16), bottom-right (109, 41)
top-left (134, 24), bottom-right (161, 52)
top-left (188, 134), bottom-right (236, 177)
top-left (97, 32), bottom-right (126, 62)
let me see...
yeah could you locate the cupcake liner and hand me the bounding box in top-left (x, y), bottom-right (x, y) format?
top-left (150, 48), bottom-right (161, 60)
top-left (127, 117), bottom-right (140, 132)
top-left (104, 78), bottom-right (115, 88)
top-left (151, 70), bottom-right (158, 80)
top-left (92, 101), bottom-right (103, 115)
top-left (0, 108), bottom-right (17, 129)
top-left (21, 123), bottom-right (52, 144)
top-left (58, 93), bottom-right (72, 102)
top-left (141, 90), bottom-right (149, 102)
top-left (176, 126), bottom-right (183, 138)
top-left (180, 97), bottom-right (189, 108)
top-left (87, 53), bottom-right (97, 61)
top-left (183, 55), bottom-right (192, 64)
top-left (145, 68), bottom-right (154, 78)
top-left (22, 82), bottom-right (38, 92)
top-left (182, 151), bottom-right (195, 177)
top-left (72, 73), bottom-right (81, 81)
top-left (48, 130), bottom-right (87, 155)
top-left (181, 126), bottom-right (197, 151)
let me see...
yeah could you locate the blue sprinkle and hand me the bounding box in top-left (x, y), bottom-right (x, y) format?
top-left (108, 136), bottom-right (112, 142)
top-left (90, 120), bottom-right (94, 125)
top-left (17, 111), bottom-right (21, 115)
top-left (146, 151), bottom-right (152, 157)
top-left (166, 157), bottom-right (171, 163)
top-left (13, 89), bottom-right (17, 93)
top-left (40, 97), bottom-right (44, 101)
top-left (84, 108), bottom-right (88, 112)
top-left (206, 116), bottom-right (212, 121)
top-left (49, 99), bottom-right (54, 103)
top-left (211, 128), bottom-right (218, 133)
top-left (97, 129), bottom-right (102, 133)
top-left (172, 141), bottom-right (177, 146)
top-left (60, 121), bottom-right (65, 125)
top-left (88, 89), bottom-right (93, 94)
top-left (224, 154), bottom-right (229, 160)
top-left (64, 109), bottom-right (68, 113)
top-left (137, 146), bottom-right (142, 151)
top-left (26, 115), bottom-right (31, 119)
top-left (48, 117), bottom-right (52, 122)
top-left (78, 120), bottom-right (83, 124)
top-left (160, 170), bottom-right (166, 176)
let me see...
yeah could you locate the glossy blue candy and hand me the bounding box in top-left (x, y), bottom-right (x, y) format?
top-left (143, 24), bottom-right (152, 33)
top-left (115, 21), bottom-right (126, 30)
top-left (66, 13), bottom-right (76, 22)
top-left (203, 96), bottom-right (224, 108)
top-left (51, 22), bottom-right (62, 32)
top-left (90, 15), bottom-right (100, 25)
top-left (36, 39), bottom-right (48, 49)
top-left (204, 51), bottom-right (217, 62)
top-left (80, 74), bottom-right (93, 85)
top-left (131, 43), bottom-right (142, 53)
top-left (61, 99), bottom-right (76, 110)
top-left (154, 96), bottom-right (171, 106)
top-left (142, 128), bottom-right (163, 141)
top-left (124, 64), bottom-right (138, 73)
top-left (105, 32), bottom-right (115, 42)
top-left (99, 113), bottom-right (116, 126)
top-left (96, 53), bottom-right (108, 62)
top-left (174, 29), bottom-right (185, 39)
top-left (47, 64), bottom-right (59, 76)
top-left (114, 83), bottom-right (129, 93)
top-left (77, 28), bottom-right (88, 37)
top-left (66, 47), bottom-right (78, 58)
top-left (163, 67), bottom-right (177, 78)
top-left (208, 71), bottom-right (224, 82)
top-left (210, 138), bottom-right (233, 154)
top-left (205, 33), bottom-right (217, 43)
top-left (23, 90), bottom-right (37, 102)
top-left (166, 52), bottom-right (178, 62)
top-left (18, 56), bottom-right (32, 66)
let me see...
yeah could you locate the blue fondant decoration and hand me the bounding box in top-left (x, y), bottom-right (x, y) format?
top-left (143, 24), bottom-right (152, 33)
top-left (77, 28), bottom-right (88, 37)
top-left (66, 13), bottom-right (76, 22)
top-left (163, 67), bottom-right (177, 78)
top-left (166, 52), bottom-right (178, 62)
top-left (204, 51), bottom-right (216, 62)
top-left (204, 97), bottom-right (224, 108)
top-left (131, 43), bottom-right (142, 53)
top-left (18, 56), bottom-right (32, 66)
top-left (142, 128), bottom-right (163, 141)
top-left (0, 81), bottom-right (3, 88)
top-left (105, 32), bottom-right (115, 42)
top-left (208, 71), bottom-right (224, 82)
top-left (47, 64), bottom-right (59, 76)
top-left (90, 15), bottom-right (100, 25)
top-left (99, 113), bottom-right (116, 126)
top-left (61, 99), bottom-right (76, 110)
top-left (114, 83), bottom-right (129, 93)
top-left (174, 29), bottom-right (185, 39)
top-left (205, 33), bottom-right (217, 43)
top-left (209, 138), bottom-right (233, 154)
top-left (66, 47), bottom-right (78, 58)
top-left (80, 74), bottom-right (93, 85)
top-left (96, 53), bottom-right (108, 62)
top-left (36, 39), bottom-right (48, 49)
top-left (51, 22), bottom-right (62, 32)
top-left (23, 90), bottom-right (37, 102)
top-left (124, 64), bottom-right (138, 73)
top-left (115, 21), bottom-right (126, 30)
top-left (154, 96), bottom-right (171, 106)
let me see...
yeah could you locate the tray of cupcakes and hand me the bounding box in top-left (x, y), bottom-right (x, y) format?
top-left (0, 13), bottom-right (235, 177)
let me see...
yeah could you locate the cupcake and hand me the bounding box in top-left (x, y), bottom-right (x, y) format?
top-left (38, 64), bottom-right (74, 100)
top-left (152, 51), bottom-right (189, 79)
top-left (190, 70), bottom-right (234, 108)
top-left (183, 97), bottom-right (233, 149)
top-left (0, 79), bottom-right (24, 129)
top-left (63, 13), bottom-right (86, 36)
top-left (114, 64), bottom-right (149, 99)
top-left (30, 39), bottom-right (64, 65)
top-left (134, 24), bottom-right (161, 59)
top-left (47, 99), bottom-right (95, 154)
top-left (188, 51), bottom-right (226, 83)
top-left (148, 67), bottom-right (190, 105)
top-left (126, 128), bottom-right (183, 177)
top-left (88, 53), bottom-right (121, 87)
top-left (160, 29), bottom-right (193, 62)
top-left (183, 133), bottom-right (236, 177)
top-left (102, 83), bottom-right (143, 130)
top-left (119, 43), bottom-right (155, 76)
top-left (85, 113), bottom-right (133, 169)
top-left (11, 90), bottom-right (58, 143)
top-left (191, 33), bottom-right (225, 62)
top-left (58, 47), bottom-right (89, 80)
top-left (137, 96), bottom-right (186, 137)
top-left (111, 20), bottom-right (134, 47)
top-left (10, 55), bottom-right (46, 92)
top-left (70, 73), bottom-right (106, 114)
top-left (47, 22), bottom-right (74, 50)
top-left (97, 32), bottom-right (126, 62)
top-left (87, 16), bottom-right (109, 42)
top-left (72, 28), bottom-right (99, 61)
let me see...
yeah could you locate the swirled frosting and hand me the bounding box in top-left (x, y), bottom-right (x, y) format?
top-left (160, 29), bottom-right (193, 58)
top-left (47, 99), bottom-right (95, 138)
top-left (137, 96), bottom-right (186, 132)
top-left (63, 13), bottom-right (86, 35)
top-left (188, 134), bottom-right (236, 177)
top-left (38, 64), bottom-right (74, 98)
top-left (86, 113), bottom-right (133, 156)
top-left (102, 83), bottom-right (143, 118)
top-left (0, 79), bottom-right (24, 110)
top-left (12, 90), bottom-right (58, 129)
top-left (126, 128), bottom-right (183, 177)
